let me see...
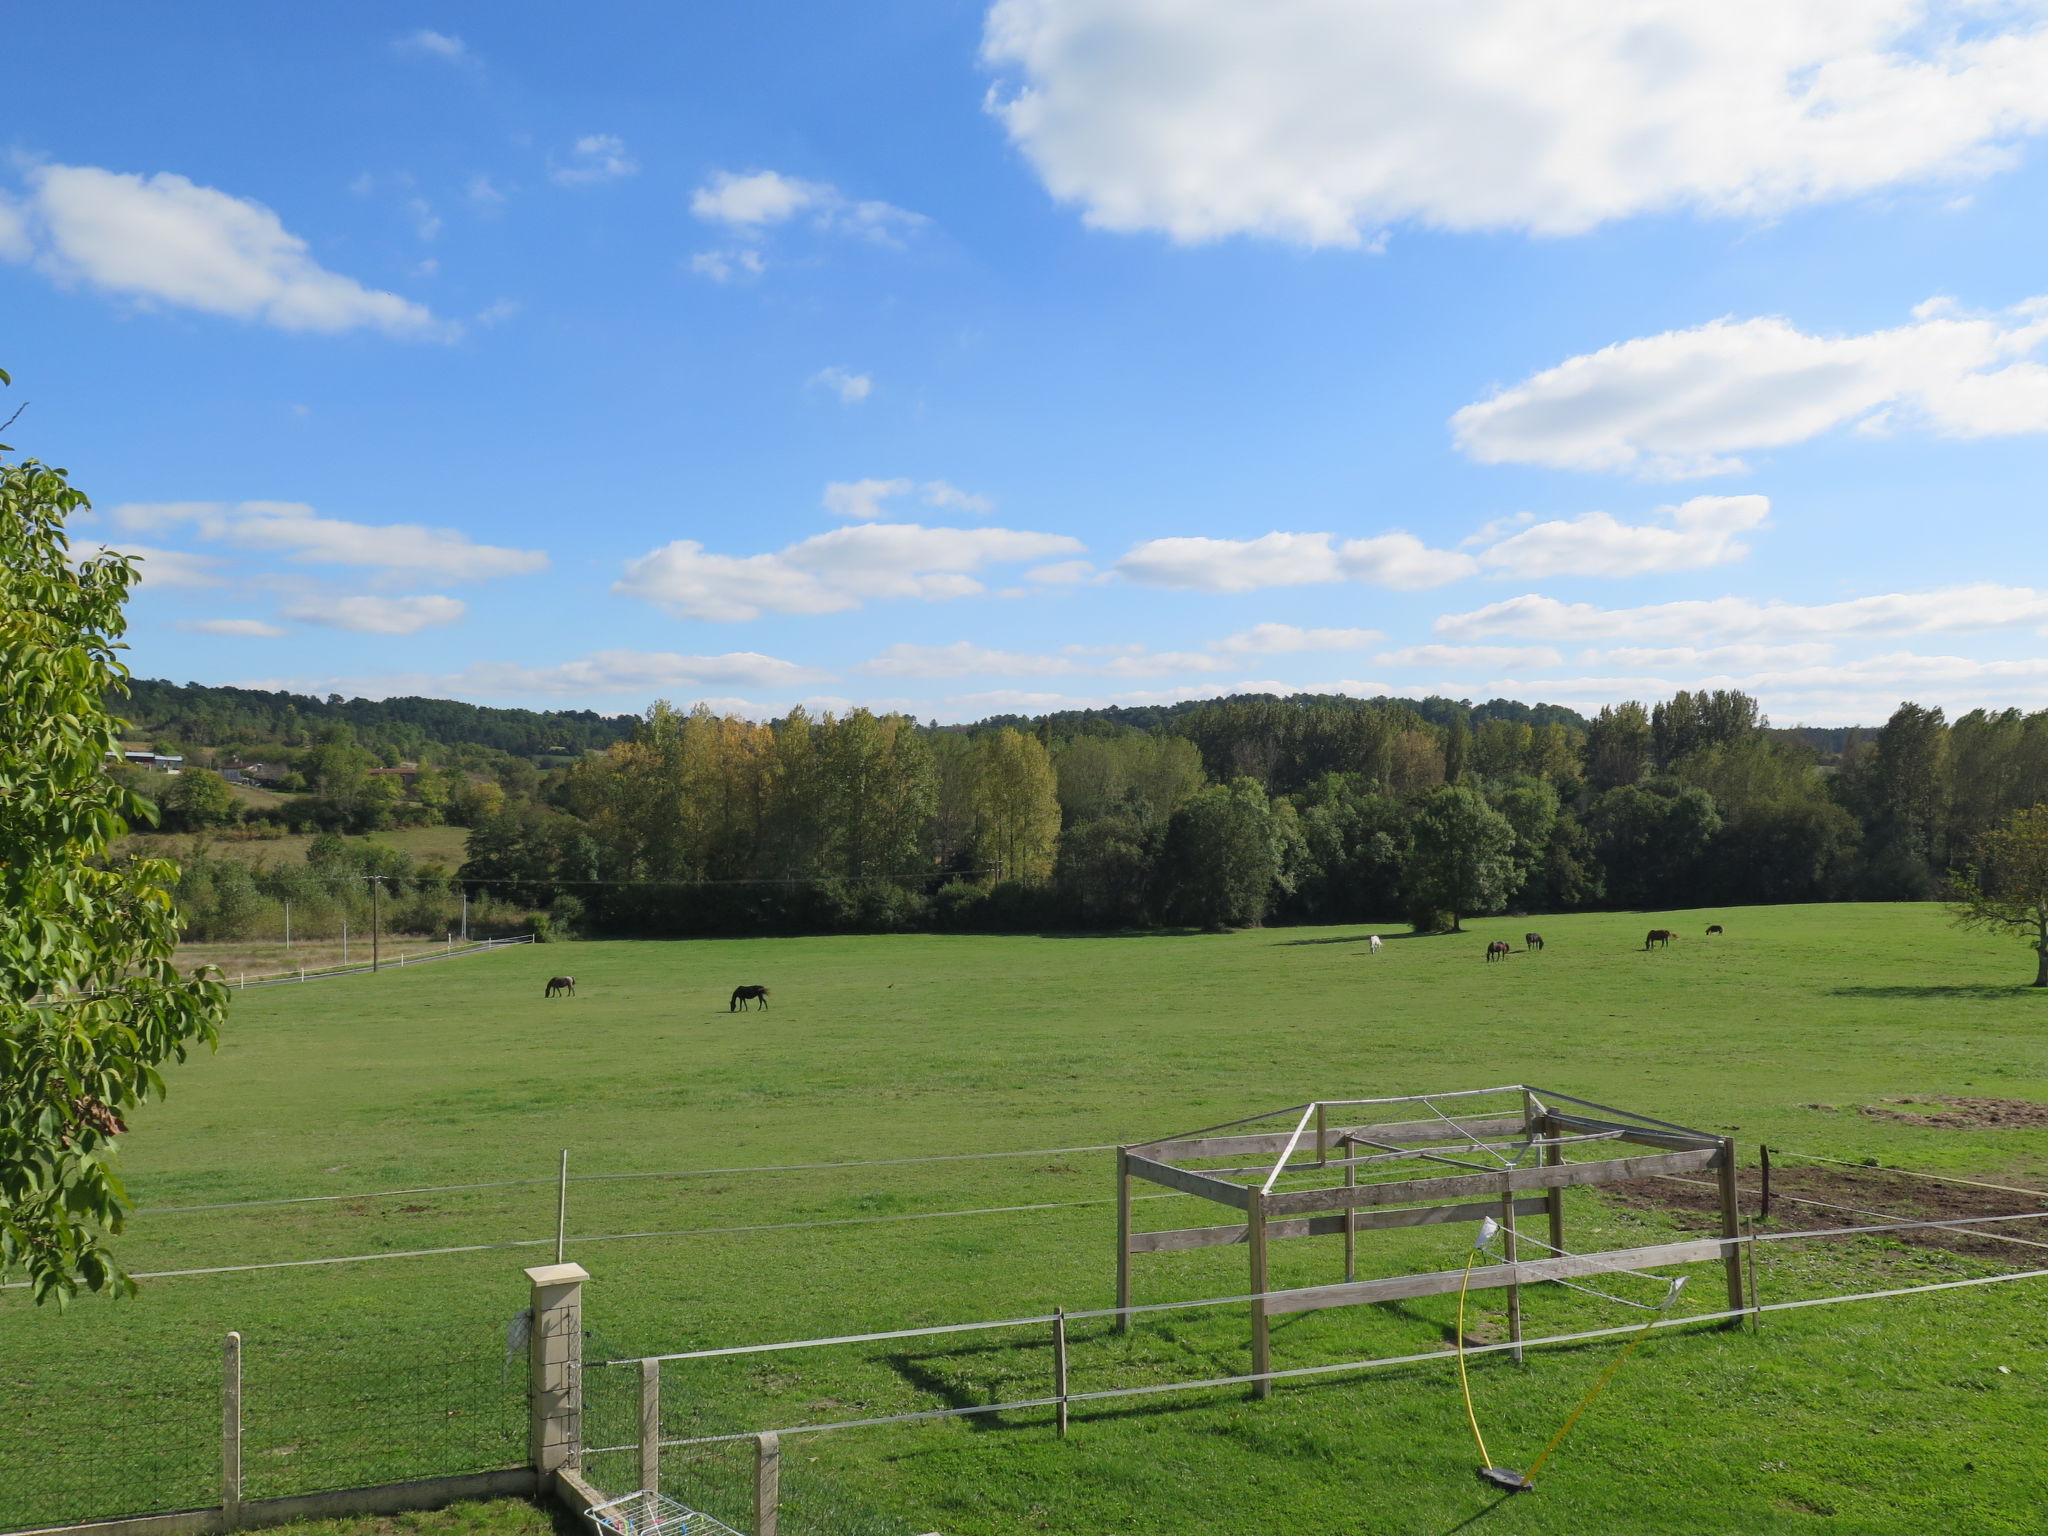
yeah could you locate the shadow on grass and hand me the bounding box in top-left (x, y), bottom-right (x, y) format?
top-left (1271, 931), bottom-right (1420, 947)
top-left (1827, 984), bottom-right (2045, 999)
top-left (1434, 1493), bottom-right (1522, 1533)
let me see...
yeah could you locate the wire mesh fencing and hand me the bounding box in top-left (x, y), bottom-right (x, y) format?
top-left (0, 1334), bottom-right (221, 1532)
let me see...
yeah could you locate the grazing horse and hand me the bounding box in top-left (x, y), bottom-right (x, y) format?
top-left (1644, 929), bottom-right (1675, 950)
top-left (730, 985), bottom-right (771, 1011)
top-left (1486, 940), bottom-right (1512, 962)
top-left (1706, 924), bottom-right (1724, 936)
top-left (545, 975), bottom-right (575, 997)
top-left (1368, 934), bottom-right (1383, 955)
top-left (1525, 932), bottom-right (1545, 951)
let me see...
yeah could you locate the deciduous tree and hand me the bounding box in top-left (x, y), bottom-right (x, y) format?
top-left (2, 405), bottom-right (226, 1302)
top-left (1948, 806), bottom-right (2048, 987)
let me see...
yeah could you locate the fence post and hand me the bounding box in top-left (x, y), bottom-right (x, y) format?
top-left (222, 1331), bottom-right (242, 1528)
top-left (638, 1359), bottom-right (660, 1493)
top-left (525, 1262), bottom-right (589, 1477)
top-left (1052, 1307), bottom-right (1069, 1439)
top-left (753, 1432), bottom-right (780, 1536)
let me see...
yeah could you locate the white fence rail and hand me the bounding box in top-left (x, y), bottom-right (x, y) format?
top-left (231, 935), bottom-right (534, 989)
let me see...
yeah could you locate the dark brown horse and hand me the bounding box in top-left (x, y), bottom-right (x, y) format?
top-left (730, 985), bottom-right (771, 1011)
top-left (1644, 930), bottom-right (1675, 950)
top-left (1524, 932), bottom-right (1545, 951)
top-left (1485, 940), bottom-right (1511, 962)
top-left (545, 975), bottom-right (575, 997)
top-left (1706, 924), bottom-right (1724, 936)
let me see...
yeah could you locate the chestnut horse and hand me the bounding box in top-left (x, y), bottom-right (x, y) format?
top-left (1485, 940), bottom-right (1512, 962)
top-left (1524, 932), bottom-right (1545, 951)
top-left (545, 975), bottom-right (575, 997)
top-left (1644, 929), bottom-right (1675, 950)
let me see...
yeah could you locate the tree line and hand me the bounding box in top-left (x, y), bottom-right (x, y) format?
top-left (430, 690), bottom-right (2048, 936)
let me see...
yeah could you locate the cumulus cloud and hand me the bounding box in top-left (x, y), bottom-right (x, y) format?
top-left (617, 522), bottom-right (1086, 621)
top-left (1477, 495), bottom-right (1770, 577)
top-left (393, 29), bottom-right (471, 63)
top-left (551, 135), bottom-right (638, 186)
top-left (1587, 642), bottom-right (1835, 670)
top-left (859, 642), bottom-right (1083, 678)
top-left (1209, 623), bottom-right (1384, 654)
top-left (110, 501), bottom-right (548, 582)
top-left (1453, 299), bottom-right (2048, 477)
top-left (280, 594), bottom-right (466, 634)
top-left (460, 648), bottom-right (832, 695)
top-left (1023, 560), bottom-right (1096, 585)
top-left (689, 169), bottom-right (925, 244)
top-left (810, 367), bottom-right (872, 404)
top-left (1436, 584), bottom-right (2048, 642)
top-left (982, 1), bottom-right (2048, 245)
top-left (3, 164), bottom-right (441, 335)
top-left (1375, 644), bottom-right (1565, 669)
top-left (1115, 530), bottom-right (1475, 592)
top-left (73, 541), bottom-right (227, 588)
top-left (690, 248), bottom-right (766, 283)
top-left (821, 479), bottom-right (995, 518)
top-left (178, 618), bottom-right (288, 638)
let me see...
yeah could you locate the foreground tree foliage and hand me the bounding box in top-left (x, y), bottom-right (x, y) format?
top-left (1948, 806), bottom-right (2048, 987)
top-left (1, 410), bottom-right (225, 1302)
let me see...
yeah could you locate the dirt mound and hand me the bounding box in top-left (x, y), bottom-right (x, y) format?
top-left (1860, 1097), bottom-right (2048, 1129)
top-left (1601, 1161), bottom-right (2048, 1267)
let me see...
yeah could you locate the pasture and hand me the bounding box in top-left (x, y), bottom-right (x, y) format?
top-left (8, 904), bottom-right (2048, 1536)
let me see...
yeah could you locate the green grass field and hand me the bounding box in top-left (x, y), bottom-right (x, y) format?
top-left (9, 904), bottom-right (2048, 1536)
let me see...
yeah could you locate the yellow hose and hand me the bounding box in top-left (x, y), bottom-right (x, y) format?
top-left (1452, 1249), bottom-right (1494, 1470)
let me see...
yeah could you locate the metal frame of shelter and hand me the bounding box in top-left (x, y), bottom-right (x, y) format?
top-left (1115, 1085), bottom-right (1744, 1396)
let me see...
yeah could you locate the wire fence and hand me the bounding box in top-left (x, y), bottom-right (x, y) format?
top-left (226, 935), bottom-right (534, 990)
top-left (0, 1325), bottom-right (524, 1532)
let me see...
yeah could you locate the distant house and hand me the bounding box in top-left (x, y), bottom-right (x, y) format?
top-left (118, 750), bottom-right (183, 774)
top-left (221, 760), bottom-right (291, 786)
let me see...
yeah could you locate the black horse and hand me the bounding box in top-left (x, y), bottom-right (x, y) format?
top-left (730, 985), bottom-right (771, 1011)
top-left (1524, 932), bottom-right (1545, 951)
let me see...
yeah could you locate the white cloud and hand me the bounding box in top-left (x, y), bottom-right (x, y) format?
top-left (1209, 623), bottom-right (1384, 655)
top-left (1478, 495), bottom-right (1769, 577)
top-left (459, 648), bottom-right (832, 695)
top-left (1376, 644), bottom-right (1565, 669)
top-left (1024, 559), bottom-right (1096, 585)
top-left (690, 248), bottom-right (766, 283)
top-left (689, 169), bottom-right (925, 244)
top-left (821, 479), bottom-right (995, 518)
top-left (393, 29), bottom-right (471, 63)
top-left (1437, 584), bottom-right (2048, 642)
top-left (110, 501), bottom-right (548, 582)
top-left (179, 618), bottom-right (288, 638)
top-left (467, 175), bottom-right (507, 209)
top-left (0, 194), bottom-right (29, 261)
top-left (617, 522), bottom-right (1086, 621)
top-left (73, 541), bottom-right (227, 588)
top-left (4, 165), bottom-right (441, 335)
top-left (1454, 299), bottom-right (2048, 477)
top-left (810, 367), bottom-right (873, 404)
top-left (408, 198), bottom-right (441, 242)
top-left (860, 642), bottom-right (1083, 678)
top-left (1116, 530), bottom-right (1475, 592)
top-left (551, 136), bottom-right (638, 187)
top-left (281, 594), bottom-right (466, 634)
top-left (1587, 642), bottom-right (1835, 669)
top-left (691, 170), bottom-right (828, 227)
top-left (982, 1), bottom-right (2048, 245)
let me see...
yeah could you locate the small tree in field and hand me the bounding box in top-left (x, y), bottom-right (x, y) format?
top-left (1403, 785), bottom-right (1519, 933)
top-left (1, 381), bottom-right (226, 1302)
top-left (1948, 805), bottom-right (2048, 987)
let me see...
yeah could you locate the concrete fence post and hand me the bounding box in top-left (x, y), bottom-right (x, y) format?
top-left (222, 1331), bottom-right (243, 1528)
top-left (753, 1433), bottom-right (779, 1536)
top-left (637, 1358), bottom-right (660, 1493)
top-left (525, 1263), bottom-right (589, 1476)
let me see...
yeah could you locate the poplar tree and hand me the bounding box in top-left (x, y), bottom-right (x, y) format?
top-left (2, 391), bottom-right (227, 1302)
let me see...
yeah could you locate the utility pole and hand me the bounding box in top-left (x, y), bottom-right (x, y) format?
top-left (342, 918), bottom-right (349, 967)
top-left (460, 886), bottom-right (469, 942)
top-left (370, 877), bottom-right (382, 972)
top-left (283, 902), bottom-right (291, 951)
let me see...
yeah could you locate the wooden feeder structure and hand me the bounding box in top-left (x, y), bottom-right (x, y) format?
top-left (1115, 1085), bottom-right (1744, 1395)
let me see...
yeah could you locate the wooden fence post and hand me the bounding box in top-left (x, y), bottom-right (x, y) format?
top-left (1717, 1139), bottom-right (1745, 1317)
top-left (1500, 1194), bottom-right (1523, 1365)
top-left (638, 1358), bottom-right (660, 1493)
top-left (222, 1331), bottom-right (242, 1529)
top-left (1341, 1135), bottom-right (1357, 1284)
top-left (1052, 1307), bottom-right (1069, 1439)
top-left (1114, 1148), bottom-right (1132, 1334)
top-left (754, 1432), bottom-right (780, 1536)
top-left (1248, 1193), bottom-right (1271, 1399)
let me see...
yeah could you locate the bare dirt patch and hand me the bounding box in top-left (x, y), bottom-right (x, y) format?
top-left (1602, 1162), bottom-right (2048, 1267)
top-left (1860, 1096), bottom-right (2048, 1129)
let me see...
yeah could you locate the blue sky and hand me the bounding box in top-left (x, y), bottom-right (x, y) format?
top-left (10, 1), bottom-right (2048, 725)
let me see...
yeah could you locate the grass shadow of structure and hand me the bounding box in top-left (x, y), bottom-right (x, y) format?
top-left (1827, 985), bottom-right (2044, 999)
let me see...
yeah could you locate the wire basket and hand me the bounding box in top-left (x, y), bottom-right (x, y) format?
top-left (584, 1490), bottom-right (745, 1536)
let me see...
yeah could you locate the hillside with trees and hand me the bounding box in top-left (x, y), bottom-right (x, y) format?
top-left (112, 678), bottom-right (2048, 943)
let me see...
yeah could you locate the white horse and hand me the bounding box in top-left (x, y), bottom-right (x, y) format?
top-left (1367, 934), bottom-right (1383, 955)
